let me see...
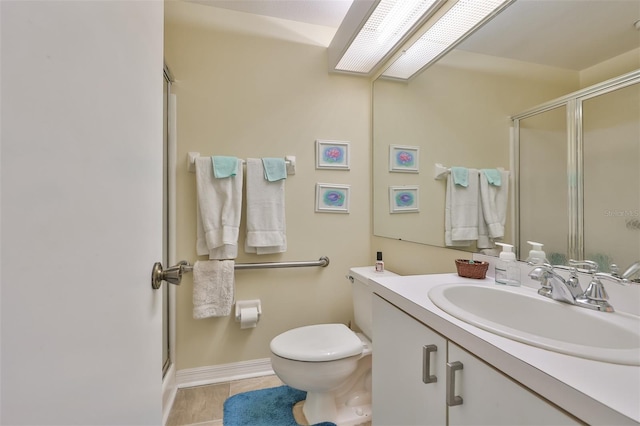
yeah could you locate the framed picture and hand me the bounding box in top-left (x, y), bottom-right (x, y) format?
top-left (389, 145), bottom-right (419, 173)
top-left (389, 186), bottom-right (419, 213)
top-left (316, 140), bottom-right (350, 170)
top-left (315, 183), bottom-right (350, 213)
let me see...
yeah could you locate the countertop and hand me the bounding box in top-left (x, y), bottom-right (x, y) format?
top-left (367, 272), bottom-right (640, 425)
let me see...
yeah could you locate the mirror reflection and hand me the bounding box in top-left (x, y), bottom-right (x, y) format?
top-left (373, 0), bottom-right (640, 264)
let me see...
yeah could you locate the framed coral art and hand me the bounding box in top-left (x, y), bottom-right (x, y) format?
top-left (389, 145), bottom-right (419, 173)
top-left (316, 140), bottom-right (350, 170)
top-left (315, 183), bottom-right (350, 213)
top-left (389, 186), bottom-right (419, 213)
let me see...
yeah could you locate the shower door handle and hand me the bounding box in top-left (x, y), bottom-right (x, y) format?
top-left (151, 261), bottom-right (190, 289)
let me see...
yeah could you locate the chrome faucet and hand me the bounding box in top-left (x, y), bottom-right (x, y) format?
top-left (528, 262), bottom-right (586, 304)
top-left (528, 260), bottom-right (637, 313)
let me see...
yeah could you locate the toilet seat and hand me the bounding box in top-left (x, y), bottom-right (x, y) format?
top-left (270, 323), bottom-right (363, 362)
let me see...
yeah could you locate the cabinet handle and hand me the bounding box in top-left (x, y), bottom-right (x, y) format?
top-left (446, 361), bottom-right (464, 406)
top-left (422, 344), bottom-right (438, 384)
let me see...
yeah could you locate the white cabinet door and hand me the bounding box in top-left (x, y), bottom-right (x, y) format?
top-left (447, 342), bottom-right (578, 425)
top-left (373, 296), bottom-right (447, 426)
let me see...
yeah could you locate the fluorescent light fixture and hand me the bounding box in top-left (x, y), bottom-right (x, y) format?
top-left (329, 0), bottom-right (447, 75)
top-left (381, 0), bottom-right (514, 80)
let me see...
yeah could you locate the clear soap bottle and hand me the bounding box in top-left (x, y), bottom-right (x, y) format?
top-left (495, 243), bottom-right (520, 286)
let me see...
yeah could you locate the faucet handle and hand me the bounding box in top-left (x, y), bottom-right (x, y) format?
top-left (609, 264), bottom-right (620, 277)
top-left (594, 272), bottom-right (629, 286)
top-left (568, 259), bottom-right (599, 273)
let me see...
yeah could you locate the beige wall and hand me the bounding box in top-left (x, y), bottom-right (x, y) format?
top-left (165, 2), bottom-right (372, 370)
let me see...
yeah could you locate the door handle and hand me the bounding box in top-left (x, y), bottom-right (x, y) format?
top-left (446, 361), bottom-right (463, 406)
top-left (422, 344), bottom-right (438, 384)
top-left (151, 261), bottom-right (190, 289)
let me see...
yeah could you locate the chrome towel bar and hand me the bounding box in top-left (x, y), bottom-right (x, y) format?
top-left (152, 257), bottom-right (329, 289)
top-left (182, 256), bottom-right (329, 272)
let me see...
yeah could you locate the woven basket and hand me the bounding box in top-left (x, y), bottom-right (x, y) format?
top-left (455, 259), bottom-right (489, 279)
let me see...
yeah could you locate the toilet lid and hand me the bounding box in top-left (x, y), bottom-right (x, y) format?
top-left (270, 323), bottom-right (363, 362)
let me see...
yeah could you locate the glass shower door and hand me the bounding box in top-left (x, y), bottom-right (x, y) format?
top-left (517, 105), bottom-right (569, 262)
top-left (582, 82), bottom-right (640, 270)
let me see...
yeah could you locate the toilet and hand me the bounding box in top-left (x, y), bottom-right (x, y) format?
top-left (270, 266), bottom-right (397, 426)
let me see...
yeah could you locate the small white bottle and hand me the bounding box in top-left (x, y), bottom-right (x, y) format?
top-left (495, 243), bottom-right (520, 286)
top-left (526, 241), bottom-right (547, 265)
top-left (375, 251), bottom-right (384, 272)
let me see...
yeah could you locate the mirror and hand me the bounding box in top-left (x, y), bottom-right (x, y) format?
top-left (373, 0), bottom-right (640, 261)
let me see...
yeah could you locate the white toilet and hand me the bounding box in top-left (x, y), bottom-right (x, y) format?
top-left (270, 266), bottom-right (397, 426)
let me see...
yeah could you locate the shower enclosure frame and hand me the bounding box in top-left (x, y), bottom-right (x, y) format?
top-left (511, 68), bottom-right (640, 262)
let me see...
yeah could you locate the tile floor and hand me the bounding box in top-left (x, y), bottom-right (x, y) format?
top-left (166, 375), bottom-right (285, 426)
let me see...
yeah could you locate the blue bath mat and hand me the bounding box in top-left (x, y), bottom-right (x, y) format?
top-left (223, 385), bottom-right (336, 426)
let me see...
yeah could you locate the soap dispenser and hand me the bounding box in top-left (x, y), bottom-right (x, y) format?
top-left (495, 243), bottom-right (520, 286)
top-left (526, 241), bottom-right (547, 265)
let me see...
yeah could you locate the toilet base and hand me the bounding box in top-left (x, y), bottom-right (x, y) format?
top-left (302, 356), bottom-right (372, 426)
top-left (298, 398), bottom-right (372, 426)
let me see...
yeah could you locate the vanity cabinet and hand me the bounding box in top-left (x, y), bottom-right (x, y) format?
top-left (372, 295), bottom-right (579, 426)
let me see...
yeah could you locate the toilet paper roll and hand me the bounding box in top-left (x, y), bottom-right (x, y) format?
top-left (239, 307), bottom-right (259, 329)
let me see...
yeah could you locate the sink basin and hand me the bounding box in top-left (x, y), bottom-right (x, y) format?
top-left (428, 283), bottom-right (640, 365)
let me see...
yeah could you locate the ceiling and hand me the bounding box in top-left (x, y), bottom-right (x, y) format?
top-left (184, 0), bottom-right (353, 28)
top-left (185, 0), bottom-right (640, 71)
top-left (458, 0), bottom-right (640, 71)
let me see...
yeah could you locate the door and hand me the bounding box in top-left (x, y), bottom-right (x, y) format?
top-left (373, 296), bottom-right (447, 426)
top-left (447, 342), bottom-right (577, 425)
top-left (0, 2), bottom-right (164, 425)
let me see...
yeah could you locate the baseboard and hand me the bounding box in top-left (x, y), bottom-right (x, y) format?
top-left (176, 358), bottom-right (275, 388)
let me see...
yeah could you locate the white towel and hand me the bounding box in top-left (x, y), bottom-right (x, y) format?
top-left (477, 196), bottom-right (491, 249)
top-left (195, 157), bottom-right (243, 260)
top-left (480, 170), bottom-right (509, 239)
top-left (445, 169), bottom-right (479, 247)
top-left (193, 260), bottom-right (235, 319)
top-left (245, 158), bottom-right (287, 254)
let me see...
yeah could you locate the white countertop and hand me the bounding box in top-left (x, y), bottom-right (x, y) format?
top-left (368, 272), bottom-right (640, 425)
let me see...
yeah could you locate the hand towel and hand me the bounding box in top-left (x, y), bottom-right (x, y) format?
top-left (195, 157), bottom-right (243, 259)
top-left (245, 158), bottom-right (287, 254)
top-left (477, 196), bottom-right (492, 249)
top-left (193, 260), bottom-right (235, 319)
top-left (480, 170), bottom-right (509, 239)
top-left (445, 169), bottom-right (479, 247)
top-left (451, 167), bottom-right (469, 187)
top-left (212, 156), bottom-right (239, 178)
top-left (481, 168), bottom-right (502, 186)
top-left (262, 158), bottom-right (287, 182)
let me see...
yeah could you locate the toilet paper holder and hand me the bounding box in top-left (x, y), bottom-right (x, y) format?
top-left (235, 299), bottom-right (262, 327)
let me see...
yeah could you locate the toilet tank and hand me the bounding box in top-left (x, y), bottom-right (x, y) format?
top-left (349, 266), bottom-right (397, 339)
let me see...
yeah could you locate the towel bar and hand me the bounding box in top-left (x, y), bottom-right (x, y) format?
top-left (188, 152), bottom-right (296, 175)
top-left (434, 163), bottom-right (508, 180)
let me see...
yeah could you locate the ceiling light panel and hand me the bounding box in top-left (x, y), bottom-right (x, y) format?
top-left (382, 0), bottom-right (512, 80)
top-left (335, 0), bottom-right (442, 74)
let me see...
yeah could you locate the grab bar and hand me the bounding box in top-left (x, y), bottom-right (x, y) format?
top-left (153, 257), bottom-right (330, 288)
top-left (182, 256), bottom-right (330, 272)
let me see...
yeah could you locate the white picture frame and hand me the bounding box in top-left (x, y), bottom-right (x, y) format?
top-left (389, 144), bottom-right (419, 173)
top-left (315, 183), bottom-right (350, 213)
top-left (389, 186), bottom-right (419, 213)
top-left (316, 140), bottom-right (350, 170)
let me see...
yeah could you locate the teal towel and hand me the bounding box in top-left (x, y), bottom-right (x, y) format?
top-left (451, 167), bottom-right (469, 187)
top-left (262, 157), bottom-right (287, 182)
top-left (212, 156), bottom-right (238, 179)
top-left (482, 168), bottom-right (502, 186)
